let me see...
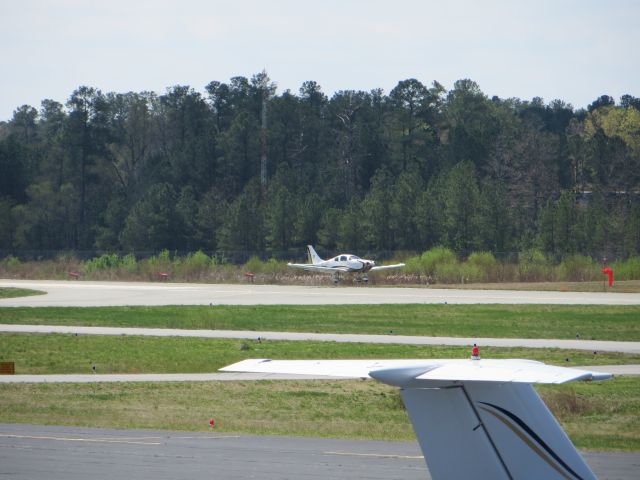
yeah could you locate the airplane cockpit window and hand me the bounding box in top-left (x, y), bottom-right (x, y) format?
top-left (339, 255), bottom-right (347, 261)
top-left (349, 255), bottom-right (360, 260)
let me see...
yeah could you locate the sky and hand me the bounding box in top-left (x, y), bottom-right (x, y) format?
top-left (1, 0), bottom-right (639, 121)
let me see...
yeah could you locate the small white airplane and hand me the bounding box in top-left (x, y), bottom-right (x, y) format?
top-left (288, 245), bottom-right (405, 283)
top-left (221, 356), bottom-right (611, 480)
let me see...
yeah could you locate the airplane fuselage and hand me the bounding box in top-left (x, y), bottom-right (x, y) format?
top-left (318, 254), bottom-right (374, 273)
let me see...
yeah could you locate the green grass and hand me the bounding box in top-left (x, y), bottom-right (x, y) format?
top-left (538, 377), bottom-right (640, 450)
top-left (1, 302), bottom-right (638, 451)
top-left (1, 304), bottom-right (640, 340)
top-left (0, 377), bottom-right (637, 451)
top-left (0, 288), bottom-right (45, 299)
top-left (1, 333), bottom-right (638, 374)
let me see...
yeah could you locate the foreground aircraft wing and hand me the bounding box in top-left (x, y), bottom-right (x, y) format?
top-left (369, 263), bottom-right (405, 271)
top-left (220, 358), bottom-right (610, 384)
top-left (287, 263), bottom-right (352, 273)
top-left (221, 358), bottom-right (611, 480)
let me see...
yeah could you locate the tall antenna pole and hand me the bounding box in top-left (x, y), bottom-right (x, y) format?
top-left (261, 92), bottom-right (268, 195)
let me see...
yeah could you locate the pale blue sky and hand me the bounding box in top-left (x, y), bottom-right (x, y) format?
top-left (1, 0), bottom-right (638, 120)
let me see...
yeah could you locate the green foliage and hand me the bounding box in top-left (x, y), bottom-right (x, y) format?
top-left (1, 75), bottom-right (639, 258)
top-left (0, 288), bottom-right (44, 298)
top-left (243, 255), bottom-right (264, 274)
top-left (611, 257), bottom-right (640, 280)
top-left (263, 258), bottom-right (287, 276)
top-left (180, 250), bottom-right (211, 275)
top-left (84, 254), bottom-right (121, 272)
top-left (120, 253), bottom-right (138, 274)
top-left (1, 255), bottom-right (21, 267)
top-left (420, 246), bottom-right (457, 276)
top-left (466, 251), bottom-right (497, 281)
top-left (8, 248), bottom-right (640, 285)
top-left (557, 255), bottom-right (599, 282)
top-left (82, 253), bottom-right (138, 277)
top-left (518, 248), bottom-right (551, 282)
top-left (141, 249), bottom-right (172, 278)
top-left (435, 261), bottom-right (465, 283)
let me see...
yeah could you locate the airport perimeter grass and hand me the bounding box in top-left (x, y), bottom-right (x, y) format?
top-left (0, 377), bottom-right (637, 451)
top-left (1, 303), bottom-right (640, 341)
top-left (0, 288), bottom-right (44, 299)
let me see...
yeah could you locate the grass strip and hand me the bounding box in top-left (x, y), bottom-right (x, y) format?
top-left (1, 304), bottom-right (640, 340)
top-left (0, 288), bottom-right (45, 299)
top-left (1, 333), bottom-right (638, 374)
top-left (0, 377), bottom-right (637, 451)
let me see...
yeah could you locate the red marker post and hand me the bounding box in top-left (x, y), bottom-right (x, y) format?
top-left (471, 344), bottom-right (480, 360)
top-left (601, 267), bottom-right (613, 288)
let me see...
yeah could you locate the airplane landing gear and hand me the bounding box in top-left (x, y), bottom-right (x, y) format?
top-left (331, 273), bottom-right (340, 285)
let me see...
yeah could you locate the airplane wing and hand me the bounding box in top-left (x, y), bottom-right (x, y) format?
top-left (369, 263), bottom-right (405, 271)
top-left (219, 358), bottom-right (610, 385)
top-left (221, 358), bottom-right (610, 480)
top-left (287, 263), bottom-right (353, 273)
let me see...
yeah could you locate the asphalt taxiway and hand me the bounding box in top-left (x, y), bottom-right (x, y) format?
top-left (1, 424), bottom-right (639, 480)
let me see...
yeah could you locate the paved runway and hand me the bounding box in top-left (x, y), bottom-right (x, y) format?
top-left (2, 279), bottom-right (640, 306)
top-left (0, 372), bottom-right (342, 383)
top-left (1, 424), bottom-right (639, 480)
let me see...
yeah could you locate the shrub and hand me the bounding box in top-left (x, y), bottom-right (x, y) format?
top-left (84, 254), bottom-right (120, 272)
top-left (557, 255), bottom-right (599, 281)
top-left (2, 255), bottom-right (21, 268)
top-left (402, 256), bottom-right (423, 275)
top-left (120, 253), bottom-right (138, 274)
top-left (178, 251), bottom-right (211, 278)
top-left (611, 256), bottom-right (640, 281)
top-left (263, 258), bottom-right (287, 276)
top-left (420, 247), bottom-right (457, 276)
top-left (518, 248), bottom-right (551, 282)
top-left (435, 262), bottom-right (464, 283)
top-left (459, 263), bottom-right (485, 283)
top-left (466, 252), bottom-right (497, 282)
top-left (141, 250), bottom-right (173, 278)
top-left (147, 249), bottom-right (171, 266)
top-left (243, 255), bottom-right (265, 274)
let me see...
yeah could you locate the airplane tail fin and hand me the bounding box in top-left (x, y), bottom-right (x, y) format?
top-left (401, 382), bottom-right (596, 480)
top-left (306, 245), bottom-right (323, 264)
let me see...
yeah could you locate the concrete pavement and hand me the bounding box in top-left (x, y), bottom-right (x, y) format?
top-left (2, 424), bottom-right (638, 480)
top-left (2, 279), bottom-right (640, 306)
top-left (2, 323), bottom-right (640, 354)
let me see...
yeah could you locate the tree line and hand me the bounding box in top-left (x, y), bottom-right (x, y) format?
top-left (0, 72), bottom-right (639, 261)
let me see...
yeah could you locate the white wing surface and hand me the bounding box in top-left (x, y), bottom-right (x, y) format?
top-left (220, 358), bottom-right (423, 378)
top-left (369, 263), bottom-right (406, 271)
top-left (220, 358), bottom-right (610, 385)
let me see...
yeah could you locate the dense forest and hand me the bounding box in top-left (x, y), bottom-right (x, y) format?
top-left (0, 72), bottom-right (639, 261)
